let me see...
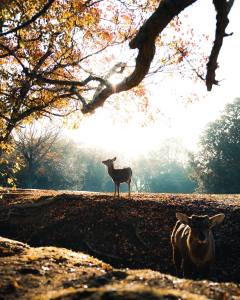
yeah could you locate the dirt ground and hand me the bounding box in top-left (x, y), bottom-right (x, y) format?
top-left (0, 189), bottom-right (240, 299)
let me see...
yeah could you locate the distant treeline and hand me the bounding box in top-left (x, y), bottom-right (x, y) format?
top-left (4, 132), bottom-right (196, 193)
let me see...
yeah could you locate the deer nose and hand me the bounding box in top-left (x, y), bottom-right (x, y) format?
top-left (198, 231), bottom-right (206, 241)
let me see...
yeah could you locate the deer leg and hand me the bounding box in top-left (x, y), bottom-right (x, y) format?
top-left (128, 180), bottom-right (131, 198)
top-left (182, 259), bottom-right (195, 279)
top-left (117, 184), bottom-right (120, 198)
top-left (199, 265), bottom-right (211, 280)
top-left (172, 246), bottom-right (182, 277)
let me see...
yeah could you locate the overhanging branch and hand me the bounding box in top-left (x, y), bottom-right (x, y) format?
top-left (81, 0), bottom-right (197, 113)
top-left (81, 0), bottom-right (235, 113)
top-left (35, 75), bottom-right (112, 89)
top-left (206, 0), bottom-right (235, 91)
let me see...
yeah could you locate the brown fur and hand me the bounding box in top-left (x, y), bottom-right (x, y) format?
top-left (171, 213), bottom-right (224, 278)
top-left (102, 157), bottom-right (132, 198)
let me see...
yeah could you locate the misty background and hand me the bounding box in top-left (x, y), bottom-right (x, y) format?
top-left (1, 97), bottom-right (240, 194)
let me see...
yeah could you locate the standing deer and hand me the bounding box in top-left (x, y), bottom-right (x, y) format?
top-left (171, 212), bottom-right (225, 279)
top-left (102, 157), bottom-right (132, 198)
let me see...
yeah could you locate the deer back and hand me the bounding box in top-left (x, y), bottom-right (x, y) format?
top-left (110, 167), bottom-right (132, 183)
top-left (172, 220), bottom-right (191, 259)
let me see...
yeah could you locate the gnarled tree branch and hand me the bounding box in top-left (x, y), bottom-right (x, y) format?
top-left (81, 0), bottom-right (235, 113)
top-left (81, 0), bottom-right (197, 113)
top-left (206, 0), bottom-right (235, 91)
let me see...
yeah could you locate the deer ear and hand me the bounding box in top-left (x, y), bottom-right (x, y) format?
top-left (176, 212), bottom-right (190, 225)
top-left (113, 157), bottom-right (117, 161)
top-left (210, 213), bottom-right (225, 228)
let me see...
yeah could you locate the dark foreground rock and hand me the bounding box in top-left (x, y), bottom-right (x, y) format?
top-left (0, 236), bottom-right (240, 300)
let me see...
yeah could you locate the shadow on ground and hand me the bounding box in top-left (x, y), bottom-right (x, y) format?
top-left (0, 189), bottom-right (240, 283)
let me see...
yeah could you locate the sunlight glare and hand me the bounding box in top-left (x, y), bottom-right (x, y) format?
top-left (66, 110), bottom-right (163, 159)
top-left (66, 0), bottom-right (240, 159)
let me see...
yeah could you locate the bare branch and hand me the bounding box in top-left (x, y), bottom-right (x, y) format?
top-left (34, 74), bottom-right (112, 89)
top-left (32, 49), bottom-right (53, 73)
top-left (39, 108), bottom-right (78, 118)
top-left (206, 0), bottom-right (235, 91)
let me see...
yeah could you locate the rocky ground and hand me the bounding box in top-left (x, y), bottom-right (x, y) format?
top-left (0, 189), bottom-right (240, 299)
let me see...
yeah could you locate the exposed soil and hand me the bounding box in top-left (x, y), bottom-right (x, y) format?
top-left (0, 189), bottom-right (240, 299)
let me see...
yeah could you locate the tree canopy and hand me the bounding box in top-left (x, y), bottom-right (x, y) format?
top-left (0, 0), bottom-right (235, 145)
top-left (190, 98), bottom-right (240, 193)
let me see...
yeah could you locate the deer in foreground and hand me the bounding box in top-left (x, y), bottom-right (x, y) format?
top-left (102, 157), bottom-right (132, 198)
top-left (171, 212), bottom-right (225, 279)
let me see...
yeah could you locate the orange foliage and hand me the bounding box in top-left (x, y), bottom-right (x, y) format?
top-left (0, 0), bottom-right (209, 143)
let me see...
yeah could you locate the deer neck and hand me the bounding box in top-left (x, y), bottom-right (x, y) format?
top-left (107, 165), bottom-right (115, 176)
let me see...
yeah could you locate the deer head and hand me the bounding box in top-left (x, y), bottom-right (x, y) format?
top-left (102, 157), bottom-right (117, 168)
top-left (176, 212), bottom-right (225, 244)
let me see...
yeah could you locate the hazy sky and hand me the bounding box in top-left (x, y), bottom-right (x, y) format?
top-left (67, 0), bottom-right (240, 157)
